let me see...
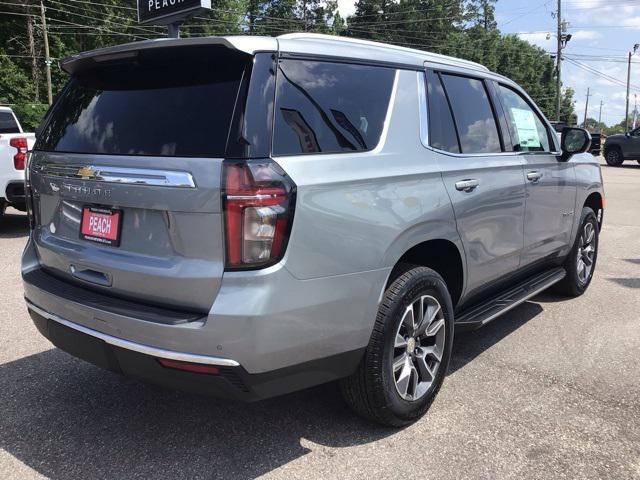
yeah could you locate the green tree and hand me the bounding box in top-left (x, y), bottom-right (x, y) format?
top-left (559, 87), bottom-right (577, 125)
top-left (346, 0), bottom-right (574, 122)
top-left (466, 0), bottom-right (497, 30)
top-left (331, 11), bottom-right (346, 35)
top-left (604, 116), bottom-right (632, 135)
top-left (584, 116), bottom-right (606, 132)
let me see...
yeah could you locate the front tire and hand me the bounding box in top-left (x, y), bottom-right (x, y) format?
top-left (556, 207), bottom-right (599, 297)
top-left (341, 266), bottom-right (454, 427)
top-left (605, 147), bottom-right (624, 166)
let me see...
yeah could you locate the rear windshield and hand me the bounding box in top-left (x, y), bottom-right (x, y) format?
top-left (0, 111), bottom-right (20, 134)
top-left (37, 47), bottom-right (246, 157)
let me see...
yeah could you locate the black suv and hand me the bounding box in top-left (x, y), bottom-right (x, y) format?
top-left (604, 127), bottom-right (640, 166)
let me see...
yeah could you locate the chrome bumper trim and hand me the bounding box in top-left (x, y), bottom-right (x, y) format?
top-left (26, 300), bottom-right (240, 367)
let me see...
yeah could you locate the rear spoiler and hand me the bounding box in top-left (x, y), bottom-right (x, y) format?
top-left (60, 36), bottom-right (278, 75)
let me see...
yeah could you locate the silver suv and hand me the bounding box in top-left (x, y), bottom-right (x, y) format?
top-left (22, 33), bottom-right (604, 426)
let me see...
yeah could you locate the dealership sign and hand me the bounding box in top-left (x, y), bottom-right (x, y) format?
top-left (138, 0), bottom-right (211, 25)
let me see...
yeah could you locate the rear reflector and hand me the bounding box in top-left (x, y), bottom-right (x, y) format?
top-left (157, 358), bottom-right (220, 375)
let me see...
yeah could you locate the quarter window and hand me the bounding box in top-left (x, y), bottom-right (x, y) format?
top-left (498, 85), bottom-right (552, 152)
top-left (426, 71), bottom-right (460, 153)
top-left (440, 74), bottom-right (502, 154)
top-left (273, 60), bottom-right (395, 156)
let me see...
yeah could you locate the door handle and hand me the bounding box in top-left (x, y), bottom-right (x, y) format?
top-left (455, 179), bottom-right (479, 192)
top-left (526, 171), bottom-right (543, 182)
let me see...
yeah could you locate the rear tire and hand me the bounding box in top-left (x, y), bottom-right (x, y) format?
top-left (555, 207), bottom-right (599, 297)
top-left (340, 266), bottom-right (454, 427)
top-left (605, 147), bottom-right (623, 166)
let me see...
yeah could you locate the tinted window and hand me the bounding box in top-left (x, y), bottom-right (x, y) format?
top-left (426, 71), bottom-right (460, 153)
top-left (0, 111), bottom-right (20, 134)
top-left (440, 74), bottom-right (501, 154)
top-left (498, 85), bottom-right (551, 152)
top-left (273, 60), bottom-right (395, 155)
top-left (37, 48), bottom-right (246, 157)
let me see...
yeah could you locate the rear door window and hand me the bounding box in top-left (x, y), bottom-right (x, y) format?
top-left (37, 47), bottom-right (247, 157)
top-left (273, 59), bottom-right (395, 156)
top-left (497, 85), bottom-right (552, 152)
top-left (0, 111), bottom-right (20, 134)
top-left (440, 74), bottom-right (502, 154)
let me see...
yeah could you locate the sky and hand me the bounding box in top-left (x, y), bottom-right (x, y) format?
top-left (335, 0), bottom-right (640, 127)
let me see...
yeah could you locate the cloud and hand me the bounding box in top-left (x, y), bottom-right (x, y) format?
top-left (517, 32), bottom-right (553, 49)
top-left (337, 0), bottom-right (356, 17)
top-left (570, 30), bottom-right (602, 41)
top-left (620, 16), bottom-right (640, 29)
top-left (569, 1), bottom-right (640, 30)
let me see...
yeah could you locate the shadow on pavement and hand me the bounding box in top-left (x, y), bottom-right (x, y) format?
top-left (611, 163), bottom-right (640, 169)
top-left (1, 300), bottom-right (545, 479)
top-left (608, 277), bottom-right (640, 289)
top-left (0, 348), bottom-right (392, 480)
top-left (450, 301), bottom-right (543, 374)
top-left (0, 210), bottom-right (29, 239)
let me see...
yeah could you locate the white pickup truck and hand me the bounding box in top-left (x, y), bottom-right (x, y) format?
top-left (0, 106), bottom-right (35, 217)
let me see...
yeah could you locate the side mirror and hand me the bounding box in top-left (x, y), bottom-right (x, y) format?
top-left (560, 127), bottom-right (591, 162)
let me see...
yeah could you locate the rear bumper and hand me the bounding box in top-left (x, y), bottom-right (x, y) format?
top-left (27, 302), bottom-right (365, 401)
top-left (5, 180), bottom-right (25, 206)
top-left (22, 235), bottom-right (384, 398)
top-left (23, 235), bottom-right (387, 375)
top-left (0, 171), bottom-right (25, 207)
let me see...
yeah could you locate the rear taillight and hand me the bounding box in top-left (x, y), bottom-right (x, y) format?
top-left (9, 137), bottom-right (28, 170)
top-left (222, 160), bottom-right (296, 269)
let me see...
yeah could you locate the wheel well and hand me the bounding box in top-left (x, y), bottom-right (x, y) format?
top-left (388, 240), bottom-right (464, 307)
top-left (584, 192), bottom-right (603, 225)
top-left (604, 144), bottom-right (621, 154)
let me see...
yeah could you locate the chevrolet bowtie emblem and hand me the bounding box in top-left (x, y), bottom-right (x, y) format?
top-left (77, 166), bottom-right (97, 178)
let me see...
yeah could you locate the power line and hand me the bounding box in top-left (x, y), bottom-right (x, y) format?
top-left (45, 0), bottom-right (162, 35)
top-left (0, 10), bottom-right (38, 17)
top-left (565, 57), bottom-right (640, 92)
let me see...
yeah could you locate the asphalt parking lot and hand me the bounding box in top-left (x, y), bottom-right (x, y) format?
top-left (1, 158), bottom-right (639, 480)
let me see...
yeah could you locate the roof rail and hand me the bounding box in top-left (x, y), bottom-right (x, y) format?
top-left (277, 33), bottom-right (489, 72)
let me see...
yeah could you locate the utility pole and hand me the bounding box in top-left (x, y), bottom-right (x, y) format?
top-left (598, 100), bottom-right (603, 133)
top-left (625, 51), bottom-right (632, 131)
top-left (40, 0), bottom-right (52, 105)
top-left (583, 87), bottom-right (591, 129)
top-left (26, 15), bottom-right (39, 103)
top-left (625, 44), bottom-right (639, 132)
top-left (555, 0), bottom-right (562, 121)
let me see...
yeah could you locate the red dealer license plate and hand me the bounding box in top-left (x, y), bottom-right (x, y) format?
top-left (80, 207), bottom-right (122, 246)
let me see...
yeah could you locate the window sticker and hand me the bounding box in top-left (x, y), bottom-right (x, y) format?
top-left (510, 107), bottom-right (541, 149)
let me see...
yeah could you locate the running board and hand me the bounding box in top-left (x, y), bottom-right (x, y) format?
top-left (455, 267), bottom-right (566, 330)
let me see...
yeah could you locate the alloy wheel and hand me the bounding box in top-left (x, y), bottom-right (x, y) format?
top-left (606, 150), bottom-right (621, 165)
top-left (392, 295), bottom-right (446, 401)
top-left (576, 222), bottom-right (596, 284)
